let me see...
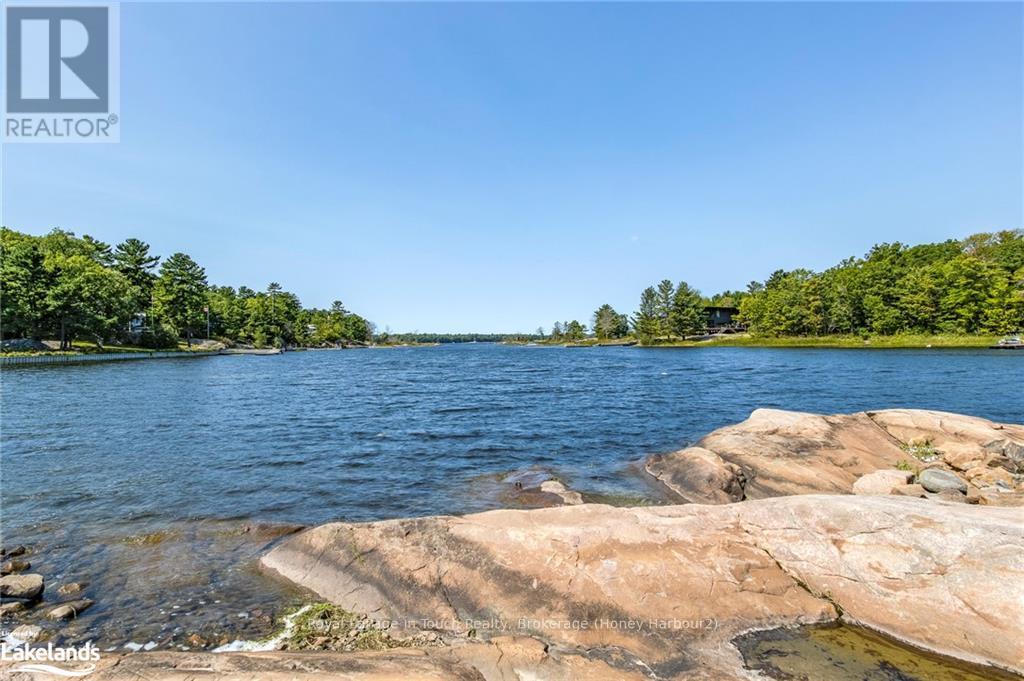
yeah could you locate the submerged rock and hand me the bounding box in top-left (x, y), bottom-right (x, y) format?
top-left (47, 598), bottom-right (94, 620)
top-left (495, 469), bottom-right (586, 508)
top-left (56, 581), bottom-right (88, 596)
top-left (0, 559), bottom-right (30, 575)
top-left (261, 495), bottom-right (1023, 677)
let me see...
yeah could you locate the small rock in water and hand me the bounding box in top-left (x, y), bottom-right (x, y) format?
top-left (123, 642), bottom-right (143, 652)
top-left (539, 480), bottom-right (584, 505)
top-left (47, 599), bottom-right (94, 620)
top-left (9, 624), bottom-right (43, 643)
top-left (56, 582), bottom-right (88, 596)
top-left (0, 602), bottom-right (26, 616)
top-left (918, 468), bottom-right (967, 494)
top-left (0, 573), bottom-right (44, 601)
top-left (186, 633), bottom-right (207, 648)
top-left (1, 546), bottom-right (27, 558)
top-left (1, 559), bottom-right (31, 575)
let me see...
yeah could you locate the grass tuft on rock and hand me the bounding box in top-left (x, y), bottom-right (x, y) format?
top-left (284, 602), bottom-right (429, 652)
top-left (901, 439), bottom-right (941, 462)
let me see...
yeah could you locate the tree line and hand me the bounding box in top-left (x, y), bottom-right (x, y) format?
top-left (737, 231), bottom-right (1023, 336)
top-left (0, 227), bottom-right (372, 349)
top-left (548, 230), bottom-right (1023, 343)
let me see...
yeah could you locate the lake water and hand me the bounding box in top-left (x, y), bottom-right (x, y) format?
top-left (1, 344), bottom-right (1021, 649)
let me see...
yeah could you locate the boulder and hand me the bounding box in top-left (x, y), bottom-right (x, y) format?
top-left (0, 339), bottom-right (47, 352)
top-left (0, 573), bottom-right (43, 601)
top-left (852, 469), bottom-right (913, 495)
top-left (919, 469), bottom-right (967, 494)
top-left (47, 598), bottom-right (94, 620)
top-left (890, 484), bottom-right (928, 498)
top-left (261, 495), bottom-right (1024, 676)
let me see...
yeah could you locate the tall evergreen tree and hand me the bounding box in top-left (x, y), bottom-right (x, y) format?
top-left (670, 281), bottom-right (705, 337)
top-left (153, 253), bottom-right (208, 346)
top-left (633, 286), bottom-right (661, 342)
top-left (113, 238), bottom-right (160, 314)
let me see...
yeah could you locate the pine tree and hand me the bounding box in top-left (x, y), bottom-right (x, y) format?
top-left (153, 253), bottom-right (208, 346)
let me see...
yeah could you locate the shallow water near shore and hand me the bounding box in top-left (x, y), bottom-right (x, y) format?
top-left (735, 623), bottom-right (1023, 680)
top-left (2, 343), bottom-right (1021, 648)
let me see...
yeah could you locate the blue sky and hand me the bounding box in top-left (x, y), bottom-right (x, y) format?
top-left (3, 2), bottom-right (1021, 333)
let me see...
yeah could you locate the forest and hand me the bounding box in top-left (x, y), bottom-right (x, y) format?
top-left (555, 230), bottom-right (1023, 343)
top-left (0, 227), bottom-right (372, 349)
top-left (2, 228), bottom-right (1020, 350)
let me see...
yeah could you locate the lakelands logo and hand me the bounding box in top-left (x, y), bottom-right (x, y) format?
top-left (1, 641), bottom-right (100, 676)
top-left (4, 1), bottom-right (120, 142)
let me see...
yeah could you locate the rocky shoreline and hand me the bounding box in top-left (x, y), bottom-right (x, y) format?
top-left (645, 408), bottom-right (1024, 505)
top-left (2, 408), bottom-right (1022, 679)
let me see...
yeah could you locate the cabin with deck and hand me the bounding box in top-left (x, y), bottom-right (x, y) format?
top-left (705, 306), bottom-right (744, 333)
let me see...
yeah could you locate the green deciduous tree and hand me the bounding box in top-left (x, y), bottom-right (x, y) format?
top-left (592, 303), bottom-right (628, 340)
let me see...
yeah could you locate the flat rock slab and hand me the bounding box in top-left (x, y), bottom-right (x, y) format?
top-left (0, 642), bottom-right (657, 681)
top-left (261, 495), bottom-right (1023, 678)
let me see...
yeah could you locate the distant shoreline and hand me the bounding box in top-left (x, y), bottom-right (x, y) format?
top-left (526, 333), bottom-right (1005, 350)
top-left (1, 333), bottom-right (1010, 364)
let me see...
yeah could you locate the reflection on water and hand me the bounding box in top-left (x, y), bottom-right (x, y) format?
top-left (734, 623), bottom-right (1022, 681)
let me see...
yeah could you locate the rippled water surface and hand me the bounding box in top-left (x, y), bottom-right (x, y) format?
top-left (1, 344), bottom-right (1021, 647)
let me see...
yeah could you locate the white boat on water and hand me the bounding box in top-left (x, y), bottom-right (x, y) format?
top-left (992, 336), bottom-right (1023, 349)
